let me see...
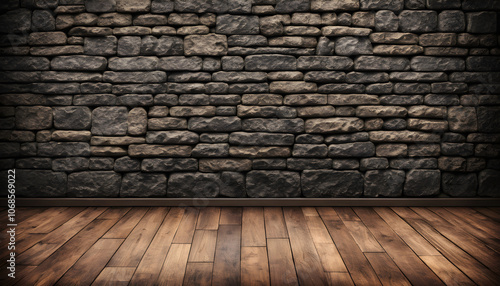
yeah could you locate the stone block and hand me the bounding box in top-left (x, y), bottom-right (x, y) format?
top-left (167, 173), bottom-right (220, 198)
top-left (399, 10), bottom-right (437, 32)
top-left (84, 36), bottom-right (117, 56)
top-left (242, 118), bottom-right (304, 133)
top-left (92, 107), bottom-right (128, 136)
top-left (442, 173), bottom-right (477, 197)
top-left (15, 106), bottom-right (52, 130)
top-left (53, 107), bottom-right (91, 130)
top-left (85, 0), bottom-right (117, 12)
top-left (478, 169), bottom-right (500, 197)
top-left (364, 170), bottom-right (405, 197)
top-left (142, 158), bottom-right (198, 172)
top-left (16, 170), bottom-right (66, 197)
top-left (121, 173), bottom-right (166, 197)
top-left (404, 169), bottom-right (440, 196)
top-left (438, 10), bottom-right (465, 32)
top-left (302, 170), bottom-right (363, 197)
top-left (247, 170), bottom-right (300, 197)
top-left (305, 118), bottom-right (363, 134)
top-left (146, 131), bottom-right (199, 144)
top-left (328, 142), bottom-right (376, 157)
top-left (467, 12), bottom-right (497, 34)
top-left (246, 55), bottom-right (296, 71)
top-left (68, 171), bottom-right (121, 197)
top-left (216, 15), bottom-right (259, 34)
top-left (184, 34), bottom-right (227, 56)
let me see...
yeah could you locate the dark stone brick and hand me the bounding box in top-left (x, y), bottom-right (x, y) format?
top-left (121, 172), bottom-right (166, 197)
top-left (404, 169), bottom-right (440, 196)
top-left (68, 171), bottom-right (121, 197)
top-left (364, 170), bottom-right (405, 197)
top-left (246, 170), bottom-right (301, 198)
top-left (302, 170), bottom-right (363, 197)
top-left (167, 172), bottom-right (220, 197)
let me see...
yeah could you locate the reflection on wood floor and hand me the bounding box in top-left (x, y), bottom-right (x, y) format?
top-left (1, 206), bottom-right (499, 285)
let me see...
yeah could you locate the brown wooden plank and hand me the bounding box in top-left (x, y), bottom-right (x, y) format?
top-left (107, 207), bottom-right (169, 267)
top-left (0, 265), bottom-right (36, 286)
top-left (474, 207), bottom-right (500, 222)
top-left (334, 207), bottom-right (361, 221)
top-left (129, 207), bottom-right (185, 285)
top-left (433, 207), bottom-right (500, 253)
top-left (283, 207), bottom-right (329, 285)
top-left (364, 253), bottom-right (411, 286)
top-left (317, 207), bottom-right (382, 286)
top-left (327, 272), bottom-right (354, 286)
top-left (420, 255), bottom-right (475, 286)
top-left (446, 207), bottom-right (500, 238)
top-left (301, 206), bottom-right (319, 217)
top-left (412, 207), bottom-right (500, 273)
top-left (241, 247), bottom-right (270, 286)
top-left (212, 225), bottom-right (241, 285)
top-left (102, 207), bottom-right (149, 239)
top-left (242, 207), bottom-right (266, 247)
top-left (188, 230), bottom-right (217, 262)
top-left (267, 239), bottom-right (299, 286)
top-left (183, 263), bottom-right (212, 286)
top-left (16, 207), bottom-right (69, 234)
top-left (157, 244), bottom-right (191, 286)
top-left (17, 207), bottom-right (107, 265)
top-left (353, 207), bottom-right (443, 286)
top-left (220, 207), bottom-right (242, 225)
top-left (301, 207), bottom-right (347, 272)
top-left (97, 207), bottom-right (131, 220)
top-left (56, 238), bottom-right (123, 286)
top-left (92, 267), bottom-right (136, 286)
top-left (264, 207), bottom-right (288, 239)
top-left (18, 218), bottom-right (118, 286)
top-left (342, 220), bottom-right (385, 253)
top-left (375, 207), bottom-right (440, 256)
top-left (172, 207), bottom-right (199, 244)
top-left (392, 207), bottom-right (500, 285)
top-left (196, 207), bottom-right (220, 230)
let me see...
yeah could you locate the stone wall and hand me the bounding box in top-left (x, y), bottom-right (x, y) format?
top-left (1, 0), bottom-right (499, 198)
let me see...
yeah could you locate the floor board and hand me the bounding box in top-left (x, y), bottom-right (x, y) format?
top-left (7, 206), bottom-right (500, 286)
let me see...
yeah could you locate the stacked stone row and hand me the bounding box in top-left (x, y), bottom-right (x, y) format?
top-left (0, 0), bottom-right (499, 198)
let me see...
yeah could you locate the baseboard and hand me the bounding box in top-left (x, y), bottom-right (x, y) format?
top-left (3, 198), bottom-right (500, 207)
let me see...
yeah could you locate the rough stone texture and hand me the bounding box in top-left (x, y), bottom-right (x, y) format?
top-left (2, 2), bottom-right (498, 198)
top-left (404, 169), bottom-right (441, 196)
top-left (68, 171), bottom-right (121, 197)
top-left (121, 172), bottom-right (166, 197)
top-left (302, 170), bottom-right (363, 197)
top-left (246, 171), bottom-right (300, 197)
top-left (364, 170), bottom-right (405, 197)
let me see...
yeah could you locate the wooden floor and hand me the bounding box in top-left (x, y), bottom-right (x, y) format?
top-left (1, 206), bottom-right (499, 286)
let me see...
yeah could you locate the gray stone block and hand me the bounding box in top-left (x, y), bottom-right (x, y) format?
top-left (364, 170), bottom-right (405, 197)
top-left (246, 170), bottom-right (301, 197)
top-left (167, 172), bottom-right (220, 197)
top-left (68, 171), bottom-right (121, 197)
top-left (16, 170), bottom-right (66, 197)
top-left (302, 170), bottom-right (363, 197)
top-left (404, 169), bottom-right (440, 196)
top-left (121, 172), bottom-right (166, 197)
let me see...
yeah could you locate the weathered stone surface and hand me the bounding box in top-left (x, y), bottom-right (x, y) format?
top-left (438, 10), bottom-right (465, 32)
top-left (129, 144), bottom-right (192, 157)
top-left (311, 0), bottom-right (359, 11)
top-left (0, 9), bottom-right (31, 33)
top-left (85, 0), bottom-right (117, 12)
top-left (375, 10), bottom-right (399, 31)
top-left (121, 172), bottom-right (166, 197)
top-left (302, 170), bottom-right (363, 197)
top-left (477, 107), bottom-right (500, 133)
top-left (68, 171), bottom-right (121, 197)
top-left (192, 143), bottom-right (229, 157)
top-left (404, 169), bottom-right (440, 196)
top-left (335, 37), bottom-right (373, 56)
top-left (184, 34), bottom-right (227, 56)
top-left (142, 158), bottom-right (197, 172)
top-left (84, 36), bottom-right (117, 56)
top-left (188, 116), bottom-right (241, 132)
top-left (442, 173), bottom-right (477, 197)
top-left (369, 32), bottom-right (418, 44)
top-left (411, 56), bottom-right (464, 71)
top-left (399, 10), bottom-right (437, 32)
top-left (246, 54), bottom-right (296, 71)
top-left (370, 131), bottom-right (440, 143)
top-left (0, 57), bottom-right (50, 71)
top-left (448, 106), bottom-right (477, 132)
top-left (16, 170), bottom-right (66, 197)
top-left (230, 146), bottom-right (290, 158)
top-left (52, 157), bottom-right (89, 172)
top-left (247, 170), bottom-right (300, 197)
top-left (242, 118), bottom-right (304, 133)
top-left (53, 107), bottom-right (91, 130)
top-left (146, 131), bottom-right (199, 144)
top-left (355, 56), bottom-right (410, 71)
top-left (160, 56), bottom-right (202, 71)
top-left (216, 15), bottom-right (259, 34)
top-left (322, 26), bottom-right (371, 37)
top-left (220, 172), bottom-right (246, 197)
top-left (32, 10), bottom-right (55, 31)
top-left (292, 144), bottom-right (328, 157)
top-left (275, 0), bottom-right (310, 13)
top-left (228, 35), bottom-right (267, 46)
top-left (305, 118), bottom-right (363, 134)
top-left (199, 158), bottom-right (251, 172)
top-left (478, 169), bottom-right (500, 197)
top-left (328, 142), bottom-right (375, 157)
top-left (229, 132), bottom-right (294, 146)
top-left (168, 173), bottom-right (220, 198)
top-left (15, 106), bottom-right (52, 130)
top-left (357, 106), bottom-right (407, 117)
top-left (364, 170), bottom-right (405, 197)
top-left (467, 12), bottom-right (497, 34)
top-left (51, 55), bottom-right (107, 71)
top-left (92, 107), bottom-right (128, 135)
top-left (360, 0), bottom-right (403, 11)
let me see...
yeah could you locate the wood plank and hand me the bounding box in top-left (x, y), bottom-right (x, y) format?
top-left (353, 207), bottom-right (443, 286)
top-left (327, 272), bottom-right (354, 286)
top-left (92, 267), bottom-right (136, 286)
top-left (375, 207), bottom-right (440, 256)
top-left (242, 207), bottom-right (266, 247)
top-left (102, 207), bottom-right (149, 239)
top-left (301, 207), bottom-right (319, 216)
top-left (420, 255), bottom-right (475, 286)
top-left (342, 220), bottom-right (384, 253)
top-left (183, 263), bottom-right (212, 286)
top-left (267, 239), bottom-right (299, 286)
top-left (412, 207), bottom-right (500, 273)
top-left (196, 207), bottom-right (220, 230)
top-left (317, 207), bottom-right (382, 286)
top-left (364, 253), bottom-right (411, 286)
top-left (446, 207), bottom-right (500, 239)
top-left (213, 225), bottom-right (241, 285)
top-left (241, 247), bottom-right (270, 286)
top-left (18, 218), bottom-right (118, 286)
top-left (157, 244), bottom-right (191, 286)
top-left (474, 207), bottom-right (500, 222)
top-left (334, 207), bottom-right (361, 221)
top-left (220, 207), bottom-right (242, 225)
top-left (172, 207), bottom-right (199, 244)
top-left (107, 207), bottom-right (169, 267)
top-left (129, 207), bottom-right (185, 285)
top-left (97, 207), bottom-right (131, 220)
top-left (17, 207), bottom-right (107, 265)
top-left (301, 207), bottom-right (346, 272)
top-left (264, 207), bottom-right (288, 239)
top-left (188, 230), bottom-right (217, 262)
top-left (56, 238), bottom-right (123, 286)
top-left (432, 207), bottom-right (500, 253)
top-left (0, 265), bottom-right (36, 286)
top-left (283, 207), bottom-right (329, 285)
top-left (15, 207), bottom-right (69, 234)
top-left (392, 207), bottom-right (500, 285)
